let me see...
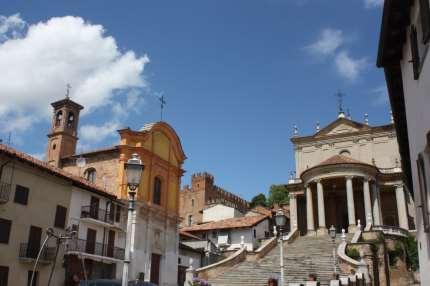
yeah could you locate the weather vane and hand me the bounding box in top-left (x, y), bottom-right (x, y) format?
top-left (158, 94), bottom-right (166, 121)
top-left (66, 83), bottom-right (72, 99)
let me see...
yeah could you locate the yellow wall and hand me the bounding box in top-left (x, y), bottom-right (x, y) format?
top-left (118, 124), bottom-right (185, 215)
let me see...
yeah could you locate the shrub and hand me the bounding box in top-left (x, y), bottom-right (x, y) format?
top-left (189, 277), bottom-right (211, 286)
top-left (388, 242), bottom-right (403, 267)
top-left (346, 247), bottom-right (360, 260)
top-left (404, 235), bottom-right (419, 271)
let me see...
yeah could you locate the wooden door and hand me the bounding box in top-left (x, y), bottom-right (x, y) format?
top-left (107, 230), bottom-right (115, 257)
top-left (86, 228), bottom-right (96, 254)
top-left (150, 253), bottom-right (161, 285)
top-left (27, 226), bottom-right (42, 258)
top-left (90, 196), bottom-right (100, 220)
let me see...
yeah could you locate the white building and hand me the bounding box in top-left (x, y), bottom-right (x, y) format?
top-left (377, 0), bottom-right (430, 284)
top-left (202, 203), bottom-right (243, 223)
top-left (181, 215), bottom-right (270, 252)
top-left (65, 186), bottom-right (126, 284)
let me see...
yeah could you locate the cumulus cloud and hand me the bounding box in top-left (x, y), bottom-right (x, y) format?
top-left (0, 14), bottom-right (149, 134)
top-left (0, 13), bottom-right (26, 42)
top-left (306, 28), bottom-right (343, 56)
top-left (334, 51), bottom-right (368, 81)
top-left (79, 121), bottom-right (122, 144)
top-left (364, 0), bottom-right (384, 8)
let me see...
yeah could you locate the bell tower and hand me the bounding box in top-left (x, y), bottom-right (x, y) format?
top-left (46, 95), bottom-right (83, 167)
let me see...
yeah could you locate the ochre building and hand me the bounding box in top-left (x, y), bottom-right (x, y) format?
top-left (46, 97), bottom-right (186, 285)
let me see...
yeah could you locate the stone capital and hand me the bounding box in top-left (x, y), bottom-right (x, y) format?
top-left (314, 179), bottom-right (322, 184)
top-left (363, 176), bottom-right (372, 182)
top-left (345, 175), bottom-right (354, 180)
top-left (394, 183), bottom-right (404, 189)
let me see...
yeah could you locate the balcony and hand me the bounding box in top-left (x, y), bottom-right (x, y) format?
top-left (66, 238), bottom-right (125, 261)
top-left (0, 181), bottom-right (11, 203)
top-left (80, 206), bottom-right (126, 229)
top-left (19, 243), bottom-right (56, 264)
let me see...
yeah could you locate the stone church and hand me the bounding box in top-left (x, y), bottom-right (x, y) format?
top-left (45, 96), bottom-right (186, 285)
top-left (286, 110), bottom-right (415, 236)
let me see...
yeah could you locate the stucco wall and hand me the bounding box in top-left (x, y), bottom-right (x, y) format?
top-left (179, 248), bottom-right (201, 269)
top-left (399, 2), bottom-right (430, 285)
top-left (0, 158), bottom-right (72, 286)
top-left (202, 204), bottom-right (243, 223)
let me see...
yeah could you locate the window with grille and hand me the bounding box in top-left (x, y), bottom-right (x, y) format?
top-left (153, 177), bottom-right (162, 205)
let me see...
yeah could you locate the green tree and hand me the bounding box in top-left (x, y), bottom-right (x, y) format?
top-left (250, 193), bottom-right (267, 208)
top-left (267, 184), bottom-right (289, 206)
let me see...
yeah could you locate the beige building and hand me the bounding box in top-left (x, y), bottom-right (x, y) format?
top-left (286, 112), bottom-right (415, 236)
top-left (0, 143), bottom-right (120, 286)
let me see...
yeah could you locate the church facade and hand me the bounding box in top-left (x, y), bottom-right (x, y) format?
top-left (286, 112), bottom-right (415, 236)
top-left (45, 97), bottom-right (186, 285)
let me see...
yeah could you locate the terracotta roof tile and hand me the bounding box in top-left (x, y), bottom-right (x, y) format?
top-left (181, 214), bottom-right (268, 232)
top-left (179, 230), bottom-right (202, 241)
top-left (317, 154), bottom-right (366, 167)
top-left (0, 144), bottom-right (116, 198)
top-left (251, 206), bottom-right (273, 217)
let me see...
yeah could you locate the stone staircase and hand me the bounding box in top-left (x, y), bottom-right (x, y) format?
top-left (209, 235), bottom-right (348, 286)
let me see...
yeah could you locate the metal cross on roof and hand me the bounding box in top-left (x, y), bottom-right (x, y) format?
top-left (335, 90), bottom-right (346, 113)
top-left (158, 95), bottom-right (166, 121)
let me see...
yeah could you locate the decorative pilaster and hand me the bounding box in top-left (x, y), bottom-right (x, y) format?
top-left (363, 177), bottom-right (373, 226)
top-left (316, 180), bottom-right (327, 235)
top-left (395, 184), bottom-right (409, 229)
top-left (346, 176), bottom-right (356, 232)
top-left (289, 194), bottom-right (298, 231)
top-left (306, 184), bottom-right (315, 235)
top-left (371, 182), bottom-right (382, 225)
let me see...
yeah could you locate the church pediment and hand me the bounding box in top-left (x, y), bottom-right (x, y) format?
top-left (315, 118), bottom-right (368, 137)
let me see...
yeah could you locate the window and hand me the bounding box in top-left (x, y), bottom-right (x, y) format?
top-left (54, 205), bottom-right (67, 229)
top-left (115, 205), bottom-right (122, 223)
top-left (55, 111), bottom-right (63, 127)
top-left (66, 112), bottom-right (75, 128)
top-left (417, 153), bottom-right (430, 232)
top-left (253, 229), bottom-right (257, 238)
top-left (191, 199), bottom-right (194, 207)
top-left (85, 228), bottom-right (97, 254)
top-left (14, 185), bottom-right (29, 205)
top-left (188, 215), bottom-right (193, 226)
top-left (212, 231), bottom-right (217, 238)
top-left (84, 168), bottom-right (97, 183)
top-left (419, 0), bottom-right (430, 43)
top-left (153, 177), bottom-right (162, 205)
top-left (0, 266), bottom-right (8, 286)
top-left (339, 150), bottom-right (351, 157)
top-left (0, 219), bottom-right (11, 244)
top-left (27, 271), bottom-right (38, 286)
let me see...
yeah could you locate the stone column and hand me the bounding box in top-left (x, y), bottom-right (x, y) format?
top-left (289, 194), bottom-right (298, 231)
top-left (363, 177), bottom-right (373, 226)
top-left (306, 184), bottom-right (315, 235)
top-left (316, 180), bottom-right (327, 235)
top-left (346, 176), bottom-right (356, 232)
top-left (371, 182), bottom-right (382, 225)
top-left (395, 184), bottom-right (409, 229)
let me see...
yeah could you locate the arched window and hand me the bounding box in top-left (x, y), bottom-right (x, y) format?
top-left (153, 177), bottom-right (162, 205)
top-left (55, 111), bottom-right (63, 127)
top-left (84, 168), bottom-right (97, 183)
top-left (67, 112), bottom-right (75, 128)
top-left (191, 199), bottom-right (195, 208)
top-left (339, 149), bottom-right (351, 157)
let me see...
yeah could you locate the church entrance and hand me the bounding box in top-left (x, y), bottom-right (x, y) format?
top-left (323, 178), bottom-right (349, 233)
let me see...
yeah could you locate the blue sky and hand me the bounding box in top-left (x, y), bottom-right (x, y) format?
top-left (0, 0), bottom-right (389, 201)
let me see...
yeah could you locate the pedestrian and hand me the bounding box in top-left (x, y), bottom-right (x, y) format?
top-left (268, 278), bottom-right (278, 286)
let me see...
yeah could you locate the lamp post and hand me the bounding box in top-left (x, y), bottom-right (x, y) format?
top-left (329, 225), bottom-right (337, 276)
top-left (275, 209), bottom-right (287, 286)
top-left (122, 154), bottom-right (144, 286)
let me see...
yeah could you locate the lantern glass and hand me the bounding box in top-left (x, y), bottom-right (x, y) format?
top-left (329, 225), bottom-right (336, 239)
top-left (275, 209), bottom-right (286, 227)
top-left (125, 153), bottom-right (144, 190)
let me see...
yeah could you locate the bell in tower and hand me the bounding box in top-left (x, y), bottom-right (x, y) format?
top-left (46, 91), bottom-right (83, 167)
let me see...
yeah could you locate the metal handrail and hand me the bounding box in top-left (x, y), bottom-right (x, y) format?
top-left (19, 243), bottom-right (55, 262)
top-left (80, 206), bottom-right (114, 224)
top-left (66, 238), bottom-right (125, 260)
top-left (372, 225), bottom-right (409, 237)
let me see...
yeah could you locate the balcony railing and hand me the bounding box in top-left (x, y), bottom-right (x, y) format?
top-left (66, 238), bottom-right (125, 260)
top-left (0, 181), bottom-right (11, 203)
top-left (19, 243), bottom-right (55, 263)
top-left (81, 206), bottom-right (115, 225)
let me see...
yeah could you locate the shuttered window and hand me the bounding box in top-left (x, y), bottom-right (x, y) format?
top-left (115, 205), bottom-right (121, 223)
top-left (0, 266), bottom-right (8, 286)
top-left (54, 205), bottom-right (67, 229)
top-left (0, 219), bottom-right (12, 244)
top-left (14, 185), bottom-right (29, 205)
top-left (410, 26), bottom-right (421, 80)
top-left (420, 0), bottom-right (430, 43)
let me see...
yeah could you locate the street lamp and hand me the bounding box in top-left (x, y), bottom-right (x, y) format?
top-left (275, 209), bottom-right (287, 286)
top-left (122, 154), bottom-right (144, 286)
top-left (329, 225), bottom-right (337, 276)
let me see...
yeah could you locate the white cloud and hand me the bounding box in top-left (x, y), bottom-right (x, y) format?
top-left (0, 13), bottom-right (26, 41)
top-left (306, 28), bottom-right (344, 56)
top-left (334, 51), bottom-right (368, 81)
top-left (79, 121), bottom-right (122, 144)
top-left (364, 0), bottom-right (384, 8)
top-left (0, 15), bottom-right (149, 133)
